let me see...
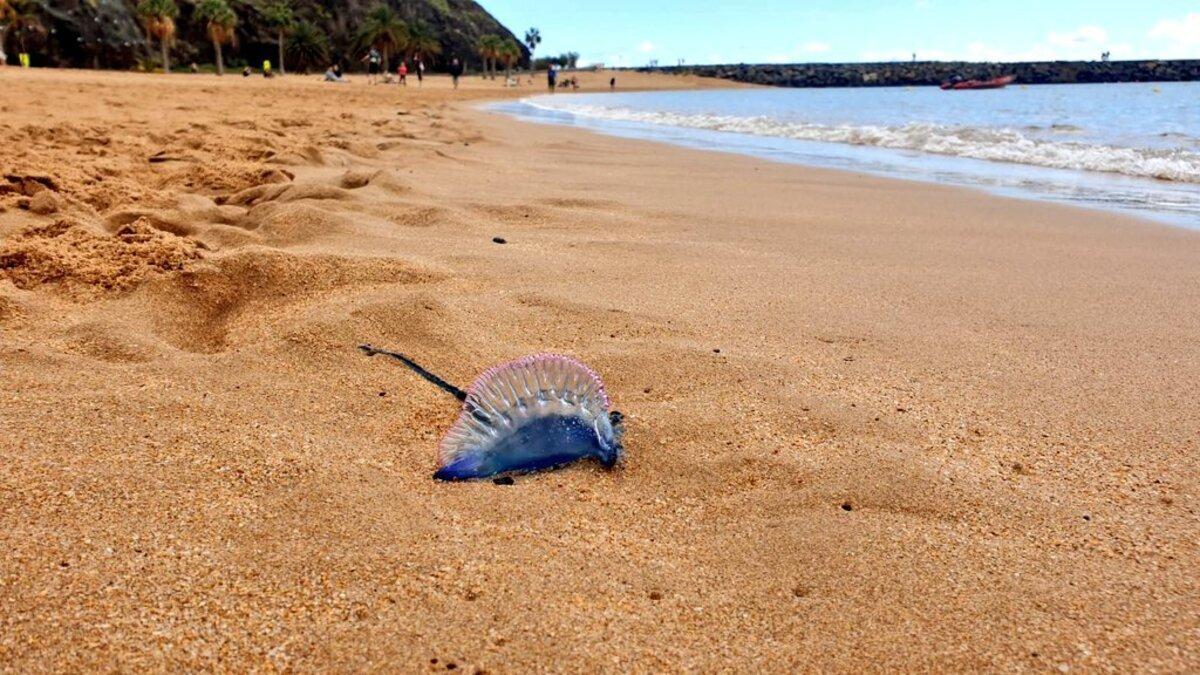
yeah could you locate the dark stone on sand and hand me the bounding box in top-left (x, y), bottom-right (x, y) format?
top-left (493, 476), bottom-right (515, 485)
top-left (841, 502), bottom-right (853, 512)
top-left (492, 237), bottom-right (507, 244)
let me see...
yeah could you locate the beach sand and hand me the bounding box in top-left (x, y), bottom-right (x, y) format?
top-left (1, 68), bottom-right (1198, 671)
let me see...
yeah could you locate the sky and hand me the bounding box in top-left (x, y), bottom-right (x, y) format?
top-left (483, 1), bottom-right (1200, 67)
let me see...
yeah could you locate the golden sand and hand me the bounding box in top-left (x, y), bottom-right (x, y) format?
top-left (1, 67), bottom-right (1198, 671)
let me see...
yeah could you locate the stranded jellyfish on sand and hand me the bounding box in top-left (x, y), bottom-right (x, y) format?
top-left (359, 345), bottom-right (625, 481)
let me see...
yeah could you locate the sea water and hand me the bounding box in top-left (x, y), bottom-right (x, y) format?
top-left (491, 82), bottom-right (1200, 227)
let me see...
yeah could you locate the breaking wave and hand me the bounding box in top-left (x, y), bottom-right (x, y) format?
top-left (523, 99), bottom-right (1200, 184)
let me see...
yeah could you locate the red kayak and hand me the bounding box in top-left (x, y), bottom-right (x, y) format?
top-left (940, 75), bottom-right (1015, 90)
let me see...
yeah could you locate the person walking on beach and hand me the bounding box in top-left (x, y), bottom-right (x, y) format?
top-left (449, 58), bottom-right (463, 89)
top-left (363, 47), bottom-right (381, 84)
top-left (610, 76), bottom-right (616, 91)
top-left (415, 57), bottom-right (425, 86)
top-left (398, 60), bottom-right (408, 86)
top-left (547, 65), bottom-right (557, 92)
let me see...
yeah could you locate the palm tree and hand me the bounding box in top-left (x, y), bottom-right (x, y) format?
top-left (357, 3), bottom-right (407, 73)
top-left (499, 40), bottom-right (520, 80)
top-left (475, 36), bottom-right (489, 79)
top-left (261, 0), bottom-right (293, 76)
top-left (523, 27), bottom-right (540, 73)
top-left (286, 20), bottom-right (327, 74)
top-left (6, 0), bottom-right (44, 55)
top-left (136, 0), bottom-right (178, 73)
top-left (478, 34), bottom-right (502, 80)
top-left (405, 19), bottom-right (440, 64)
top-left (197, 0), bottom-right (236, 76)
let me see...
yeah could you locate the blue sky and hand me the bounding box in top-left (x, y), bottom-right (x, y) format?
top-left (484, 1), bottom-right (1200, 67)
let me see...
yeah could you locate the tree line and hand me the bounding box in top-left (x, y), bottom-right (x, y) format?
top-left (136, 0), bottom-right (445, 75)
top-left (0, 1), bottom-right (560, 77)
top-left (533, 52), bottom-right (580, 70)
top-left (0, 0), bottom-right (446, 75)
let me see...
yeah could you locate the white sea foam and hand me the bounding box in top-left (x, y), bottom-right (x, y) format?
top-left (525, 99), bottom-right (1200, 184)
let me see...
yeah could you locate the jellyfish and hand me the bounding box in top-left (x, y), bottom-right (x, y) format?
top-left (359, 345), bottom-right (624, 481)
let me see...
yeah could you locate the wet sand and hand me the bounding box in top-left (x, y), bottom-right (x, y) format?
top-left (1, 67), bottom-right (1198, 671)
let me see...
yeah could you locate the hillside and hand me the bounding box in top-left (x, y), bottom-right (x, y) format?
top-left (4, 0), bottom-right (528, 72)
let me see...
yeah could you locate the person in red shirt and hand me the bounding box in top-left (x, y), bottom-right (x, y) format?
top-left (398, 61), bottom-right (408, 86)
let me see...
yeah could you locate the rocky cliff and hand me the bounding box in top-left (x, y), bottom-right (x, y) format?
top-left (641, 60), bottom-right (1200, 88)
top-left (4, 0), bottom-right (527, 71)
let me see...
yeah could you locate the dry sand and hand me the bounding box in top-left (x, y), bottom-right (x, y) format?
top-left (1, 67), bottom-right (1198, 671)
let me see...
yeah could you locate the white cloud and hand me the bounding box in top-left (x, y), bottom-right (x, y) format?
top-left (915, 0), bottom-right (931, 8)
top-left (637, 41), bottom-right (656, 54)
top-left (1047, 25), bottom-right (1109, 48)
top-left (864, 24), bottom-right (1136, 63)
top-left (963, 28), bottom-right (1133, 62)
top-left (860, 48), bottom-right (948, 62)
top-left (764, 41), bottom-right (834, 63)
top-left (1148, 12), bottom-right (1200, 57)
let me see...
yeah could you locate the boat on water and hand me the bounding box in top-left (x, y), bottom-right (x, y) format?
top-left (940, 75), bottom-right (1016, 90)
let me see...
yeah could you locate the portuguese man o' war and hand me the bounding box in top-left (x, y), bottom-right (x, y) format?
top-left (359, 344), bottom-right (625, 481)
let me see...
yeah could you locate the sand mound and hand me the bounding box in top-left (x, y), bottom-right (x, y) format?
top-left (339, 169), bottom-right (380, 189)
top-left (148, 249), bottom-right (438, 353)
top-left (269, 144), bottom-right (326, 166)
top-left (2, 173), bottom-right (74, 216)
top-left (0, 282), bottom-right (27, 324)
top-left (219, 182), bottom-right (351, 208)
top-left (1, 172), bottom-right (60, 197)
top-left (242, 202), bottom-right (356, 245)
top-left (0, 218), bottom-right (203, 297)
top-left (387, 205), bottom-right (449, 228)
top-left (61, 320), bottom-right (160, 363)
top-left (156, 164), bottom-right (293, 194)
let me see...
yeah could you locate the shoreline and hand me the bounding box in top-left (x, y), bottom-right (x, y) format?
top-left (2, 69), bottom-right (1198, 670)
top-left (491, 87), bottom-right (1200, 229)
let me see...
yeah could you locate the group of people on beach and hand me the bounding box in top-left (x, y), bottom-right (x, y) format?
top-left (547, 66), bottom-right (593, 91)
top-left (321, 47), bottom-right (471, 88)
top-left (359, 46), bottom-right (429, 85)
top-left (316, 47), bottom-right (604, 94)
top-left (321, 46), bottom-right (430, 85)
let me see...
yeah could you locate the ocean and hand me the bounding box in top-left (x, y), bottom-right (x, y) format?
top-left (492, 82), bottom-right (1200, 227)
